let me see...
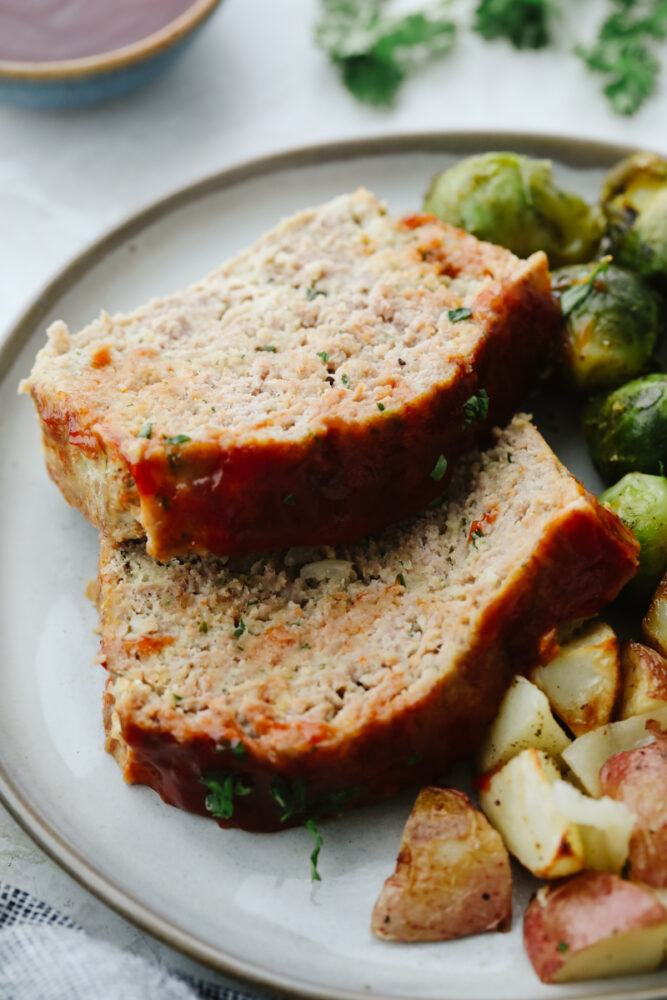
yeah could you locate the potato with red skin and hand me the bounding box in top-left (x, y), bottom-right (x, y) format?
top-left (371, 787), bottom-right (512, 942)
top-left (523, 871), bottom-right (667, 983)
top-left (620, 640), bottom-right (667, 719)
top-left (600, 721), bottom-right (667, 886)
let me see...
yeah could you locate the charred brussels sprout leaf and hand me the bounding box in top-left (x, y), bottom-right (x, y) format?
top-left (600, 473), bottom-right (667, 602)
top-left (583, 374), bottom-right (667, 482)
top-left (423, 152), bottom-right (604, 266)
top-left (552, 263), bottom-right (665, 394)
top-left (601, 152), bottom-right (667, 293)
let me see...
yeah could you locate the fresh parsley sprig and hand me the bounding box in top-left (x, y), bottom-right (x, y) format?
top-left (474, 0), bottom-right (554, 49)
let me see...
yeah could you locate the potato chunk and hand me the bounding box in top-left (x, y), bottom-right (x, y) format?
top-left (477, 675), bottom-right (570, 773)
top-left (523, 871), bottom-right (667, 983)
top-left (620, 640), bottom-right (667, 719)
top-left (550, 779), bottom-right (634, 874)
top-left (529, 622), bottom-right (620, 736)
top-left (371, 787), bottom-right (512, 941)
top-left (600, 721), bottom-right (667, 886)
top-left (643, 573), bottom-right (667, 657)
top-left (478, 749), bottom-right (584, 878)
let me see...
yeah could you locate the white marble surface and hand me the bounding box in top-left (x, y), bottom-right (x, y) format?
top-left (1, 0), bottom-right (667, 992)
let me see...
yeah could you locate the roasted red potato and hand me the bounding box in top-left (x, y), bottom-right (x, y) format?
top-left (523, 870), bottom-right (667, 983)
top-left (371, 787), bottom-right (512, 941)
top-left (620, 640), bottom-right (667, 719)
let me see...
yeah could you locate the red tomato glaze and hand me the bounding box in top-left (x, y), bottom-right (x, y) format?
top-left (0, 0), bottom-right (196, 62)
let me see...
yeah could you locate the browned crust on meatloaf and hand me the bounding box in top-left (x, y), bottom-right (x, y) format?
top-left (99, 418), bottom-right (638, 832)
top-left (22, 192), bottom-right (557, 560)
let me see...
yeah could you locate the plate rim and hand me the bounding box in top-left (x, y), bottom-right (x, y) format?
top-left (3, 129), bottom-right (665, 1000)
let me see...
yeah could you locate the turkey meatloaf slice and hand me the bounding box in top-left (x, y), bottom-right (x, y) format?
top-left (100, 417), bottom-right (638, 832)
top-left (22, 190), bottom-right (557, 560)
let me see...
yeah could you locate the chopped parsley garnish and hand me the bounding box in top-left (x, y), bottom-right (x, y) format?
top-left (560, 257), bottom-right (611, 318)
top-left (341, 373), bottom-right (350, 386)
top-left (283, 494), bottom-right (297, 505)
top-left (317, 351), bottom-right (330, 363)
top-left (172, 693), bottom-right (183, 703)
top-left (306, 285), bottom-right (327, 300)
top-left (429, 454), bottom-right (448, 481)
top-left (377, 402), bottom-right (386, 412)
top-left (163, 434), bottom-right (190, 446)
top-left (396, 572), bottom-right (406, 587)
top-left (448, 306), bottom-right (473, 323)
top-left (259, 344), bottom-right (277, 352)
top-left (301, 642), bottom-right (311, 649)
top-left (199, 621), bottom-right (209, 634)
top-left (201, 774), bottom-right (252, 820)
top-left (137, 422), bottom-right (152, 439)
top-left (305, 818), bottom-right (323, 882)
top-left (470, 527), bottom-right (485, 548)
top-left (474, 0), bottom-right (552, 49)
top-left (462, 389), bottom-right (490, 427)
top-left (557, 941), bottom-right (569, 953)
top-left (232, 618), bottom-right (246, 639)
top-left (315, 0), bottom-right (456, 106)
top-left (232, 742), bottom-right (248, 760)
top-left (270, 776), bottom-right (308, 823)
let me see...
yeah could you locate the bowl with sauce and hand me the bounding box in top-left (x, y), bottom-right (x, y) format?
top-left (0, 0), bottom-right (223, 109)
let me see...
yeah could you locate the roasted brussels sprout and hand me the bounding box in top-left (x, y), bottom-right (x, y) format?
top-left (423, 152), bottom-right (604, 266)
top-left (601, 152), bottom-right (667, 293)
top-left (552, 261), bottom-right (664, 393)
top-left (600, 473), bottom-right (667, 602)
top-left (583, 374), bottom-right (667, 482)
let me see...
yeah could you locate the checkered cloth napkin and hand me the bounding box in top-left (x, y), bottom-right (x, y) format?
top-left (0, 882), bottom-right (255, 1000)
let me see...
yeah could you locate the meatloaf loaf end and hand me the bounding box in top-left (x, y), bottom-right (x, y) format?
top-left (99, 416), bottom-right (638, 832)
top-left (21, 190), bottom-right (557, 560)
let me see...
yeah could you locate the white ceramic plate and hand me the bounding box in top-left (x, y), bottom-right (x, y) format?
top-left (1, 133), bottom-right (664, 1000)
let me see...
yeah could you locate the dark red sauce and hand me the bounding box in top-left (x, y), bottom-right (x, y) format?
top-left (0, 0), bottom-right (196, 63)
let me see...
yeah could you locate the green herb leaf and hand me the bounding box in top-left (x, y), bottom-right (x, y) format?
top-left (317, 351), bottom-right (330, 363)
top-left (577, 2), bottom-right (667, 116)
top-left (315, 1), bottom-right (456, 107)
top-left (270, 776), bottom-right (308, 822)
top-left (474, 0), bottom-right (553, 49)
top-left (232, 742), bottom-right (248, 760)
top-left (341, 373), bottom-right (350, 386)
top-left (305, 817), bottom-right (324, 881)
top-left (199, 621), bottom-right (209, 634)
top-left (448, 306), bottom-right (473, 323)
top-left (233, 618), bottom-right (246, 640)
top-left (306, 286), bottom-right (327, 300)
top-left (557, 940), bottom-right (569, 953)
top-left (201, 774), bottom-right (252, 820)
top-left (429, 454), bottom-right (448, 481)
top-left (137, 421), bottom-right (152, 439)
top-left (462, 389), bottom-right (490, 427)
top-left (259, 345), bottom-right (278, 353)
top-left (560, 257), bottom-right (611, 318)
top-left (283, 494), bottom-right (297, 506)
top-left (377, 402), bottom-right (386, 412)
top-left (396, 572), bottom-right (406, 587)
top-left (163, 434), bottom-right (190, 446)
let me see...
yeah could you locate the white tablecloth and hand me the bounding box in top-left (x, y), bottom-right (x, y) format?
top-left (1, 0), bottom-right (666, 991)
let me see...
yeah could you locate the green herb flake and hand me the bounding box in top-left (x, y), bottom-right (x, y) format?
top-left (232, 742), bottom-right (248, 761)
top-left (448, 306), bottom-right (473, 323)
top-left (270, 776), bottom-right (308, 823)
top-left (137, 421), bottom-right (152, 439)
top-left (301, 642), bottom-right (311, 650)
top-left (429, 454), bottom-right (448, 482)
top-left (560, 257), bottom-right (611, 318)
top-left (317, 351), bottom-right (330, 363)
top-left (470, 527), bottom-right (485, 549)
top-left (474, 0), bottom-right (552, 50)
top-left (283, 494), bottom-right (297, 506)
top-left (341, 373), bottom-right (350, 387)
top-left (172, 693), bottom-right (183, 704)
top-left (507, 452), bottom-right (513, 463)
top-left (377, 402), bottom-right (386, 412)
top-left (259, 345), bottom-right (277, 353)
top-left (233, 619), bottom-right (246, 640)
top-left (396, 573), bottom-right (406, 587)
top-left (557, 941), bottom-right (569, 954)
top-left (199, 621), bottom-right (209, 634)
top-left (463, 388), bottom-right (490, 427)
top-left (163, 434), bottom-right (191, 446)
top-left (305, 817), bottom-right (323, 882)
top-left (306, 285), bottom-right (327, 300)
top-left (201, 774), bottom-right (252, 820)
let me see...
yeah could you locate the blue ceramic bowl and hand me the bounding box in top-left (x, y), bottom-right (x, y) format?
top-left (0, 0), bottom-right (223, 110)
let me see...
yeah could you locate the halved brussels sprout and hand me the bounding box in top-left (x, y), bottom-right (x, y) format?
top-left (423, 152), bottom-right (604, 266)
top-left (600, 473), bottom-right (667, 602)
top-left (583, 374), bottom-right (667, 482)
top-left (552, 262), bottom-right (664, 393)
top-left (602, 152), bottom-right (667, 292)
